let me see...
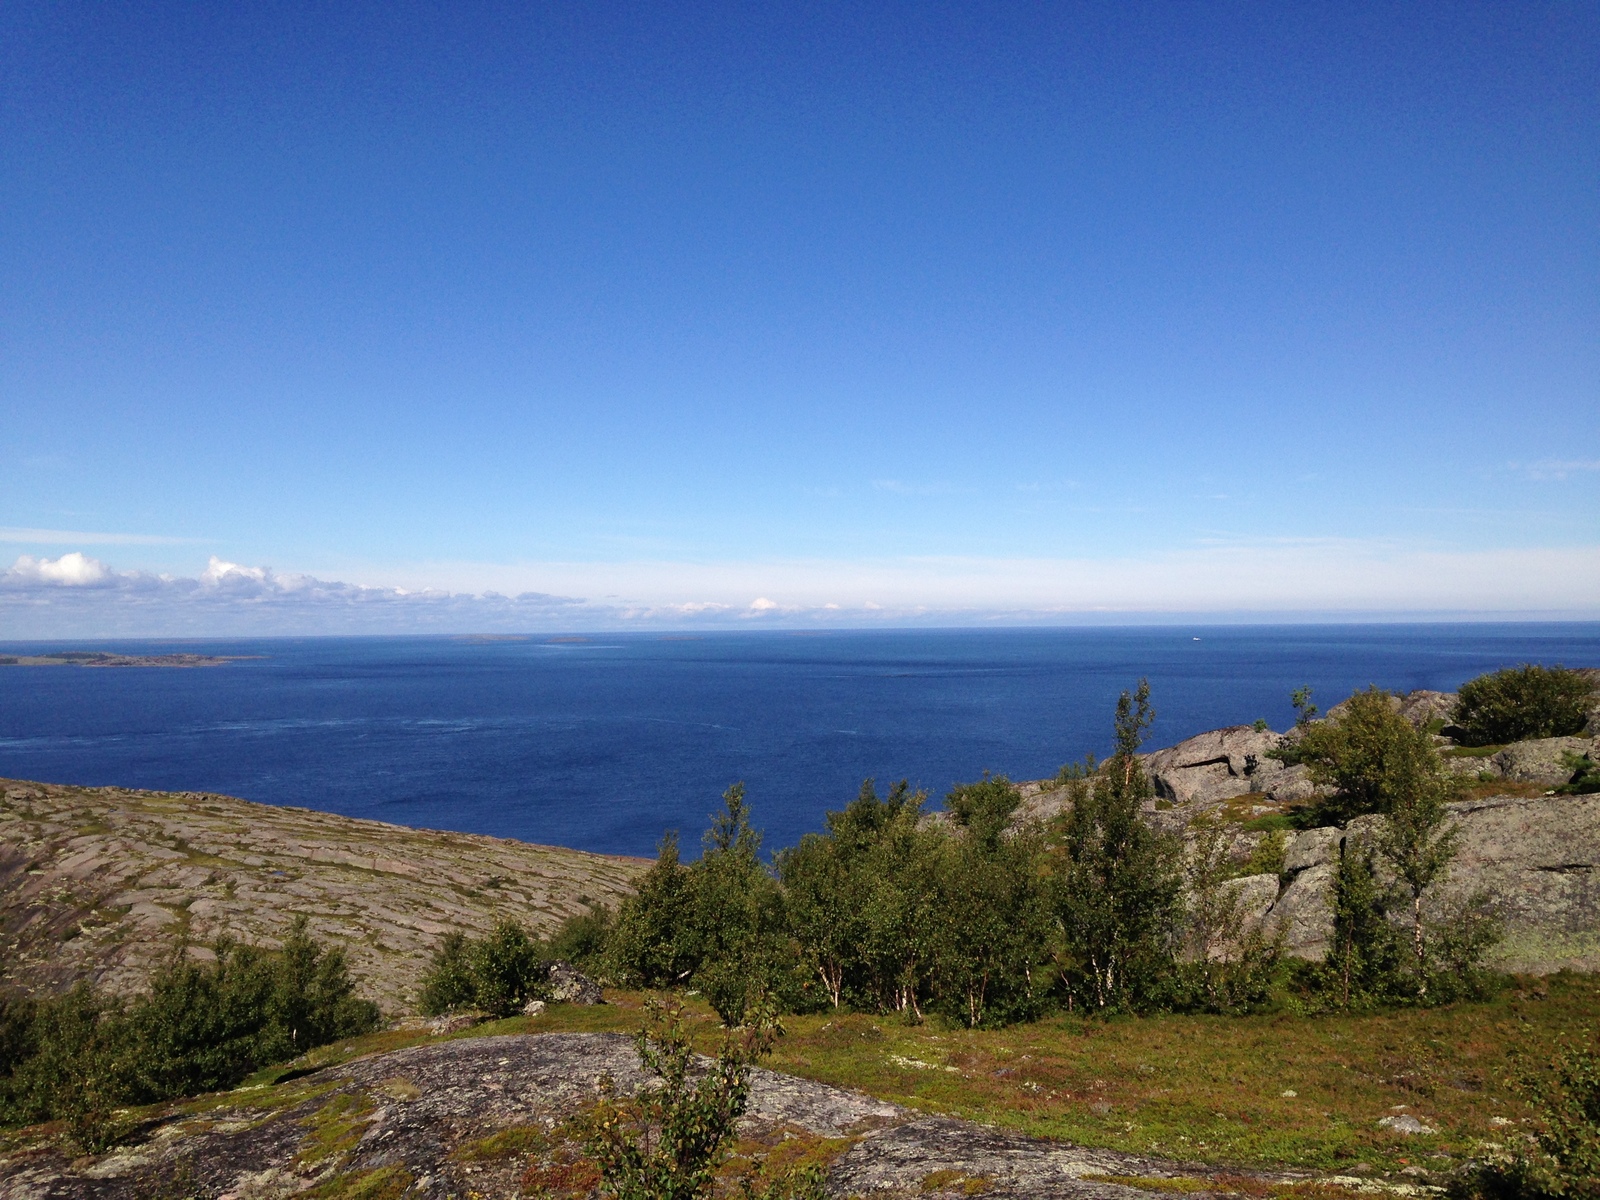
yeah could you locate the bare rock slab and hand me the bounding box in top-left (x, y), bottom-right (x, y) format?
top-left (0, 780), bottom-right (648, 1012)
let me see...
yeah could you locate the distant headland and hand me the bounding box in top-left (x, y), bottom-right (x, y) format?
top-left (0, 651), bottom-right (249, 668)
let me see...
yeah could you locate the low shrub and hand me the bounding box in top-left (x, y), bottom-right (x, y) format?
top-left (1453, 665), bottom-right (1594, 747)
top-left (0, 919), bottom-right (379, 1148)
top-left (418, 919), bottom-right (551, 1017)
top-left (1556, 753), bottom-right (1600, 796)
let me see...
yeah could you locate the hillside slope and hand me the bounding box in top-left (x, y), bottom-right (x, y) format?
top-left (0, 779), bottom-right (648, 1012)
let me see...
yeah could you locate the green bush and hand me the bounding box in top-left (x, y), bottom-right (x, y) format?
top-left (0, 921), bottom-right (379, 1147)
top-left (576, 998), bottom-right (821, 1200)
top-left (418, 920), bottom-right (550, 1017)
top-left (1557, 753), bottom-right (1600, 796)
top-left (1453, 665), bottom-right (1594, 747)
top-left (1054, 680), bottom-right (1186, 1013)
top-left (1274, 686), bottom-right (1460, 825)
top-left (418, 931), bottom-right (477, 1015)
top-left (546, 904), bottom-right (615, 977)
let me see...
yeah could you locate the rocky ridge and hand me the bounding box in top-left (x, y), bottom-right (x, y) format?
top-left (1009, 681), bottom-right (1600, 974)
top-left (0, 781), bottom-right (648, 1012)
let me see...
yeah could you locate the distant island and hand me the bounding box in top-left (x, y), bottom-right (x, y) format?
top-left (0, 651), bottom-right (249, 668)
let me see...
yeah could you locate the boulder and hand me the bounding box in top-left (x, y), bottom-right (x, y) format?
top-left (1235, 794), bottom-right (1600, 973)
top-left (1431, 794), bottom-right (1600, 974)
top-left (1491, 737), bottom-right (1596, 785)
top-left (1269, 862), bottom-right (1337, 960)
top-left (1143, 725), bottom-right (1284, 807)
top-left (1396, 690), bottom-right (1457, 730)
top-left (1325, 689), bottom-right (1457, 731)
top-left (1222, 874), bottom-right (1281, 944)
top-left (547, 960), bottom-right (603, 1005)
top-left (1282, 827), bottom-right (1340, 874)
top-left (1259, 763), bottom-right (1326, 805)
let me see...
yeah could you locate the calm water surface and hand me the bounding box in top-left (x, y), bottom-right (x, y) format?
top-left (2, 625), bottom-right (1597, 857)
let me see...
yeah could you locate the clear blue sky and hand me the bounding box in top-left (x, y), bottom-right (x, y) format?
top-left (3, 2), bottom-right (1597, 633)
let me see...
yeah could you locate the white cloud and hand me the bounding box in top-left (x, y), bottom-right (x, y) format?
top-left (2, 539), bottom-right (1598, 638)
top-left (201, 556), bottom-right (270, 585)
top-left (6, 552), bottom-right (114, 586)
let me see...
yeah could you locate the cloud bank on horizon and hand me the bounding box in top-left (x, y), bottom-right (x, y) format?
top-left (4, 546), bottom-right (1597, 639)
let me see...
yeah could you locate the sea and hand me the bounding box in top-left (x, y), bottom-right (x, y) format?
top-left (2, 624), bottom-right (1598, 859)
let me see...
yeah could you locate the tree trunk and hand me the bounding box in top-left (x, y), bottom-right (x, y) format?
top-left (1412, 891), bottom-right (1427, 998)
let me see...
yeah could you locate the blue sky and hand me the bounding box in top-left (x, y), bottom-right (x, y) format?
top-left (3, 2), bottom-right (1597, 634)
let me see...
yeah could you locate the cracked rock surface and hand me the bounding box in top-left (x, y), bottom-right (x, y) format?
top-left (0, 781), bottom-right (648, 1012)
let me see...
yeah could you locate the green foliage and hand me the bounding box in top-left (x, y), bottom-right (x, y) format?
top-left (1055, 754), bottom-right (1098, 786)
top-left (1290, 685), bottom-right (1318, 726)
top-left (610, 834), bottom-right (701, 990)
top-left (1556, 752), bottom-right (1600, 795)
top-left (1312, 837), bottom-right (1410, 1010)
top-left (419, 920), bottom-right (550, 1017)
top-left (1275, 686), bottom-right (1459, 825)
top-left (1241, 829), bottom-right (1287, 879)
top-left (1454, 1042), bottom-right (1600, 1200)
top-left (0, 922), bottom-right (379, 1147)
top-left (418, 931), bottom-right (476, 1015)
top-left (1252, 718), bottom-right (1270, 732)
top-left (778, 780), bottom-right (924, 1011)
top-left (1054, 680), bottom-right (1185, 1012)
top-left (608, 787), bottom-right (790, 1025)
top-left (1376, 764), bottom-right (1463, 996)
top-left (929, 824), bottom-right (1053, 1028)
top-left (944, 774), bottom-right (1023, 848)
top-left (547, 904), bottom-right (616, 976)
top-left (1299, 828), bottom-right (1498, 1013)
top-left (1453, 665), bottom-right (1594, 747)
top-left (576, 997), bottom-right (784, 1200)
top-left (819, 781), bottom-right (944, 1018)
top-left (691, 785), bottom-right (791, 1025)
top-left (1173, 822), bottom-right (1281, 1014)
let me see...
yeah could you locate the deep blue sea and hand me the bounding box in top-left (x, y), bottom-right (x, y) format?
top-left (2, 625), bottom-right (1598, 858)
